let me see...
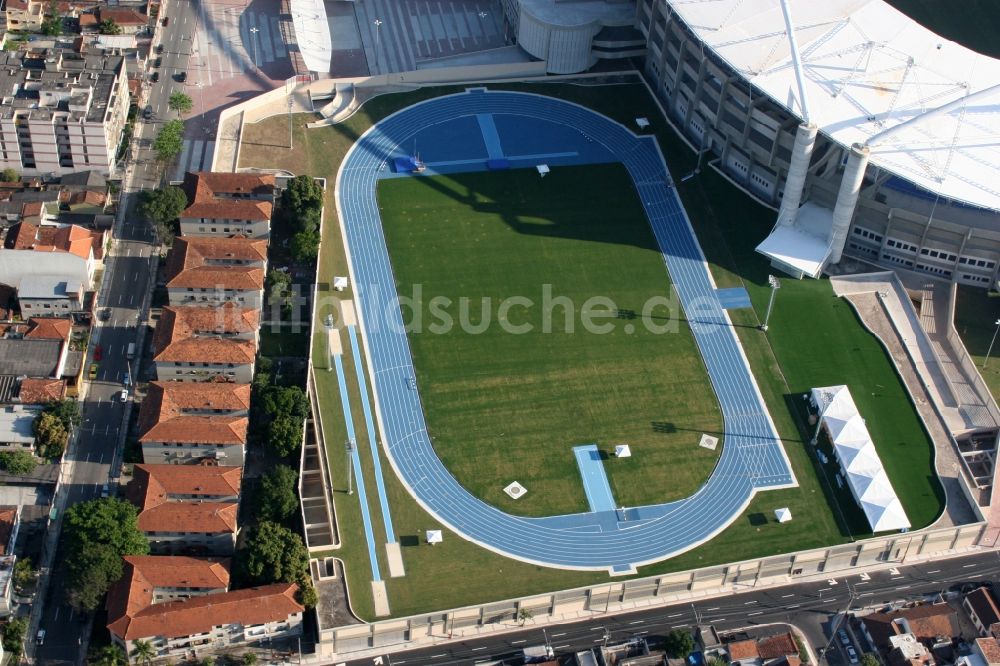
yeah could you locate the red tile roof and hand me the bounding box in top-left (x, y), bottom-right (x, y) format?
top-left (25, 317), bottom-right (71, 341)
top-left (97, 7), bottom-right (147, 24)
top-left (978, 638), bottom-right (1000, 665)
top-left (6, 221), bottom-right (103, 260)
top-left (152, 305), bottom-right (258, 365)
top-left (728, 640), bottom-right (760, 661)
top-left (110, 582), bottom-right (302, 641)
top-left (106, 555), bottom-right (231, 640)
top-left (136, 501), bottom-right (238, 534)
top-left (127, 464), bottom-right (242, 511)
top-left (165, 236), bottom-right (267, 291)
top-left (18, 378), bottom-right (67, 404)
top-left (137, 382), bottom-right (251, 445)
top-left (181, 172), bottom-right (275, 223)
top-left (0, 507), bottom-right (17, 555)
top-left (758, 633), bottom-right (799, 660)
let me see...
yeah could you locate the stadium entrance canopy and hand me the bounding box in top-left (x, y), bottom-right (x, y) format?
top-left (666, 0), bottom-right (1000, 212)
top-left (810, 385), bottom-right (910, 533)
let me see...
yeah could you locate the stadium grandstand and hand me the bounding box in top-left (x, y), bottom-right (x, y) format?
top-left (624, 0), bottom-right (1000, 286)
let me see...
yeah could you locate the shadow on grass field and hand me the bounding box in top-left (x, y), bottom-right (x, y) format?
top-left (240, 78), bottom-right (944, 620)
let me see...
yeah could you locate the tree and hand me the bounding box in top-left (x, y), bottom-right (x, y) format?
top-left (860, 654), bottom-right (878, 666)
top-left (34, 411), bottom-right (68, 459)
top-left (138, 186), bottom-right (187, 247)
top-left (62, 498), bottom-right (149, 610)
top-left (168, 91), bottom-right (193, 116)
top-left (0, 450), bottom-right (36, 476)
top-left (281, 175), bottom-right (323, 216)
top-left (255, 465), bottom-right (299, 523)
top-left (13, 556), bottom-right (35, 591)
top-left (663, 629), bottom-right (695, 658)
top-left (260, 386), bottom-right (309, 421)
top-left (266, 415), bottom-right (303, 457)
top-left (99, 18), bottom-right (122, 35)
top-left (131, 639), bottom-right (156, 665)
top-left (267, 269), bottom-right (292, 301)
top-left (242, 654), bottom-right (258, 666)
top-left (517, 607), bottom-right (533, 626)
top-left (40, 1), bottom-right (61, 36)
top-left (241, 521), bottom-right (309, 585)
top-left (89, 644), bottom-right (127, 666)
top-left (290, 229), bottom-right (320, 263)
top-left (705, 658), bottom-right (727, 666)
top-left (2, 617), bottom-right (27, 656)
top-left (45, 398), bottom-right (81, 428)
top-left (253, 355), bottom-right (274, 389)
top-left (0, 168), bottom-right (18, 183)
top-left (296, 578), bottom-right (318, 608)
top-left (152, 119), bottom-right (185, 162)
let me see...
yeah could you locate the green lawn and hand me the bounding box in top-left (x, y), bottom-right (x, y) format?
top-left (953, 287), bottom-right (1000, 403)
top-left (376, 165), bottom-right (722, 516)
top-left (239, 78), bottom-right (945, 620)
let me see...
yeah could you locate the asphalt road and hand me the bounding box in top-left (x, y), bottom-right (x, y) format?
top-left (30, 3), bottom-right (200, 662)
top-left (337, 549), bottom-right (1000, 666)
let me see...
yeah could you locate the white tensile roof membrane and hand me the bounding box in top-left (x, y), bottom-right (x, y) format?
top-left (811, 385), bottom-right (910, 532)
top-left (666, 0), bottom-right (1000, 211)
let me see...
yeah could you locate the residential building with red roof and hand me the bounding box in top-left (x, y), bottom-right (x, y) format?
top-left (137, 382), bottom-right (251, 464)
top-left (4, 221), bottom-right (104, 283)
top-left (95, 7), bottom-right (148, 33)
top-left (107, 582), bottom-right (303, 658)
top-left (179, 172), bottom-right (275, 240)
top-left (0, 506), bottom-right (20, 616)
top-left (165, 236), bottom-right (267, 308)
top-left (152, 305), bottom-right (258, 383)
top-left (125, 465), bottom-right (240, 555)
top-left (16, 377), bottom-right (67, 404)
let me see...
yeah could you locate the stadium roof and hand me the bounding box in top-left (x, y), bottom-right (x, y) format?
top-left (666, 0), bottom-right (1000, 211)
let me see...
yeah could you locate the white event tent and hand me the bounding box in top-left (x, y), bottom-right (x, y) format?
top-left (811, 385), bottom-right (910, 532)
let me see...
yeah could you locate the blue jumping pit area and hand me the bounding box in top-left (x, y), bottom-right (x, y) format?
top-left (334, 89), bottom-right (796, 573)
top-left (573, 445), bottom-right (617, 513)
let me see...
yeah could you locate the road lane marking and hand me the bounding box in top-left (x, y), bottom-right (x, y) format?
top-left (964, 564), bottom-right (978, 568)
top-left (671, 624), bottom-right (687, 629)
top-left (551, 633), bottom-right (566, 637)
top-left (629, 620), bottom-right (644, 625)
top-left (748, 611), bottom-right (764, 616)
top-left (705, 607), bottom-right (720, 611)
top-left (926, 569), bottom-right (941, 574)
top-left (554, 645), bottom-right (570, 650)
top-left (781, 594), bottom-right (795, 598)
top-left (667, 613), bottom-right (684, 618)
top-left (471, 646), bottom-right (486, 651)
top-left (745, 600), bottom-right (758, 605)
top-left (787, 604), bottom-right (800, 609)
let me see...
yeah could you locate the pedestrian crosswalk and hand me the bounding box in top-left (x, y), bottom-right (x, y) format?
top-left (355, 0), bottom-right (505, 74)
top-left (173, 139), bottom-right (216, 182)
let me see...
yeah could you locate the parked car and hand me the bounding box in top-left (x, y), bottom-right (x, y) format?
top-left (119, 389), bottom-right (128, 402)
top-left (99, 307), bottom-right (112, 321)
top-left (175, 71), bottom-right (187, 83)
top-left (161, 16), bottom-right (169, 26)
top-left (35, 629), bottom-right (45, 645)
top-left (93, 345), bottom-right (102, 361)
top-left (143, 105), bottom-right (153, 120)
top-left (88, 363), bottom-right (98, 380)
top-left (101, 483), bottom-right (110, 498)
top-left (156, 43), bottom-right (164, 54)
top-left (152, 57), bottom-right (161, 68)
top-left (846, 646), bottom-right (859, 664)
top-left (150, 71), bottom-right (159, 83)
top-left (839, 630), bottom-right (851, 646)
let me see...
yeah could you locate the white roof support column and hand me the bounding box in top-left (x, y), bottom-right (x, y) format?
top-left (777, 122), bottom-right (817, 227)
top-left (828, 144), bottom-right (870, 264)
top-left (778, 0), bottom-right (812, 123)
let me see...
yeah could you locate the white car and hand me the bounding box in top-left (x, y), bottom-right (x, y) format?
top-left (119, 389), bottom-right (128, 402)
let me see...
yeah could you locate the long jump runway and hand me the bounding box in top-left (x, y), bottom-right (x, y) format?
top-left (335, 90), bottom-right (796, 573)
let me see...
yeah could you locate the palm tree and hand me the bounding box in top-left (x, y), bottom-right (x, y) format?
top-left (130, 639), bottom-right (156, 666)
top-left (517, 607), bottom-right (534, 626)
top-left (89, 644), bottom-right (126, 666)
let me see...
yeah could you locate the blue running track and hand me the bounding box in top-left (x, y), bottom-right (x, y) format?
top-left (334, 90), bottom-right (796, 572)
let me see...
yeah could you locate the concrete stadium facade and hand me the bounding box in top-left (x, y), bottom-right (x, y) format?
top-left (635, 0), bottom-right (1000, 287)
